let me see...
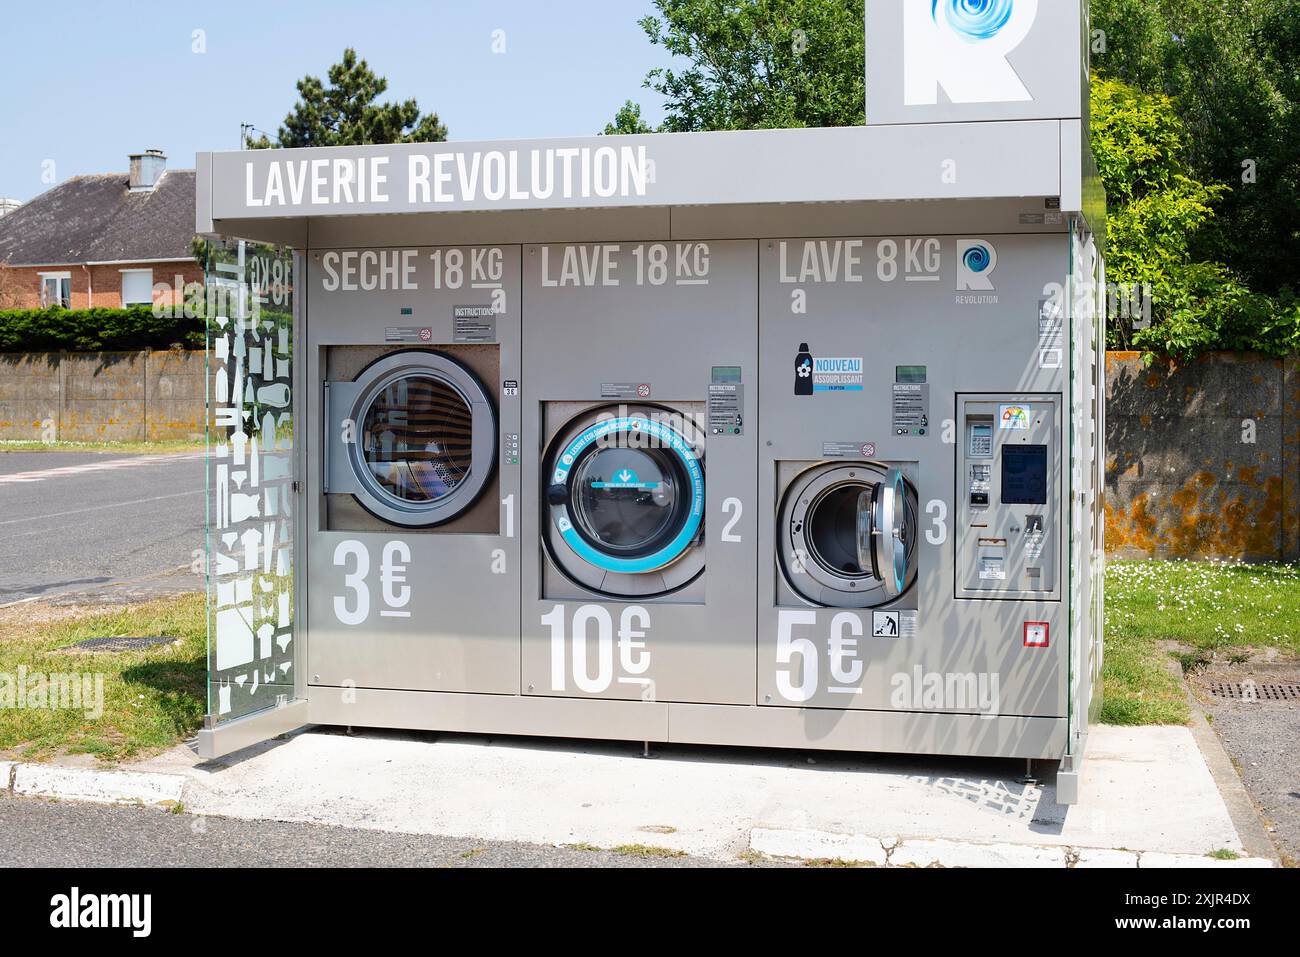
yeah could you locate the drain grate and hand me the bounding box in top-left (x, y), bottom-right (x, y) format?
top-left (58, 635), bottom-right (178, 653)
top-left (1206, 680), bottom-right (1300, 702)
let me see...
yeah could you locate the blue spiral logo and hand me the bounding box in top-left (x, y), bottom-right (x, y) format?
top-left (963, 243), bottom-right (992, 273)
top-left (932, 0), bottom-right (1015, 42)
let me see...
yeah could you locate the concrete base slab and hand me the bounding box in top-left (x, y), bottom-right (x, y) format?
top-left (11, 764), bottom-right (183, 806)
top-left (120, 722), bottom-right (1261, 864)
top-left (750, 828), bottom-right (889, 865)
top-left (1074, 847), bottom-right (1140, 868)
top-left (889, 838), bottom-right (1067, 868)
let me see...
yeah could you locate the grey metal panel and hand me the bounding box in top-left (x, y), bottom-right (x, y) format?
top-left (309, 687), bottom-right (669, 742)
top-left (1060, 120), bottom-right (1083, 213)
top-left (202, 123), bottom-right (1062, 220)
top-left (212, 201), bottom-right (1078, 251)
top-left (303, 244), bottom-right (522, 695)
top-left (866, 0), bottom-right (1085, 125)
top-left (304, 686), bottom-right (1065, 759)
top-left (756, 234), bottom-right (1070, 719)
top-left (196, 698), bottom-right (310, 760)
top-left (520, 240), bottom-right (759, 705)
top-left (668, 199), bottom-right (1069, 242)
top-left (668, 702), bottom-right (1066, 759)
top-left (195, 152), bottom-right (213, 235)
top-left (307, 207), bottom-right (674, 250)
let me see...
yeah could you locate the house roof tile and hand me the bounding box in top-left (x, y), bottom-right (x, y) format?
top-left (0, 169), bottom-right (196, 266)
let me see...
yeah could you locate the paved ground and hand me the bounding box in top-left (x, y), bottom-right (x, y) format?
top-left (1191, 663), bottom-right (1300, 866)
top-left (126, 723), bottom-right (1252, 863)
top-left (0, 794), bottom-right (758, 867)
top-left (0, 451), bottom-right (203, 606)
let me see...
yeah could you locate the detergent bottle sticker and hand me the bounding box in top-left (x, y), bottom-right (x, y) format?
top-left (999, 404), bottom-right (1031, 429)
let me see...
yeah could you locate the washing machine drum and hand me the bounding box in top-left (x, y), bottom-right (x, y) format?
top-left (326, 351), bottom-right (496, 527)
top-left (544, 408), bottom-right (705, 597)
top-left (779, 463), bottom-right (918, 608)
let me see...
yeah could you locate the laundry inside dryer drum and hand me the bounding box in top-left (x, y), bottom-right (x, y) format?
top-left (326, 351), bottom-right (497, 528)
top-left (361, 374), bottom-right (472, 503)
top-left (545, 411), bottom-right (705, 595)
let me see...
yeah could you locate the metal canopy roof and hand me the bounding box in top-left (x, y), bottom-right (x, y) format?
top-left (197, 120), bottom-right (1099, 245)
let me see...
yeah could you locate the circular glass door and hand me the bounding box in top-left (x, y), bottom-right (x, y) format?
top-left (361, 374), bottom-right (473, 504)
top-left (341, 351), bottom-right (496, 527)
top-left (779, 463), bottom-right (918, 608)
top-left (547, 412), bottom-right (704, 578)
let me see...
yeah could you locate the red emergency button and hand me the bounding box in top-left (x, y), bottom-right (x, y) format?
top-left (1024, 622), bottom-right (1049, 648)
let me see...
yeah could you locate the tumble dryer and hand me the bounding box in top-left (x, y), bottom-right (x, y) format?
top-left (520, 241), bottom-right (758, 708)
top-left (304, 245), bottom-right (522, 695)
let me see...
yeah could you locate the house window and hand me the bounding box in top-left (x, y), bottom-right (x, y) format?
top-left (39, 272), bottom-right (72, 308)
top-left (120, 268), bottom-right (154, 306)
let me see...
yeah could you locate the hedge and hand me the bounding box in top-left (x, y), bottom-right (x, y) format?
top-left (0, 306), bottom-right (205, 353)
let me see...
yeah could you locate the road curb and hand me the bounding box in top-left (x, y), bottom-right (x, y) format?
top-left (749, 828), bottom-right (1277, 868)
top-left (6, 762), bottom-right (185, 807)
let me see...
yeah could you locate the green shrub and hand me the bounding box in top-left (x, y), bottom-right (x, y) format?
top-left (0, 306), bottom-right (205, 353)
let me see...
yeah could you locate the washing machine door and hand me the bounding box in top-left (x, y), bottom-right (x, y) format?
top-left (779, 462), bottom-right (917, 608)
top-left (857, 468), bottom-right (910, 600)
top-left (544, 409), bottom-right (705, 596)
top-left (325, 351), bottom-right (496, 527)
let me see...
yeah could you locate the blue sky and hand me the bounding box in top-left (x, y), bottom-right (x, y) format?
top-left (0, 0), bottom-right (669, 201)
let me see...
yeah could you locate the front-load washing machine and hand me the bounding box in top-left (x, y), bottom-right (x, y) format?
top-left (520, 240), bottom-right (759, 709)
top-left (541, 403), bottom-right (705, 599)
top-left (776, 461), bottom-right (918, 609)
top-left (305, 245), bottom-right (522, 696)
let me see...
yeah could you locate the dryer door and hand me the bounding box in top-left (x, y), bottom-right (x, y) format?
top-left (544, 409), bottom-right (705, 597)
top-left (326, 351), bottom-right (496, 527)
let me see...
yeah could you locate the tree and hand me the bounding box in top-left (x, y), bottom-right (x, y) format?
top-left (1092, 78), bottom-right (1297, 359)
top-left (611, 0), bottom-right (863, 133)
top-left (249, 48), bottom-right (447, 149)
top-left (603, 101), bottom-right (656, 135)
top-left (1090, 0), bottom-right (1300, 296)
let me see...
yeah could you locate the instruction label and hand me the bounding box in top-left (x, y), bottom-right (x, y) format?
top-left (453, 305), bottom-right (496, 342)
top-left (892, 383), bottom-right (929, 436)
top-left (707, 383), bottom-right (743, 435)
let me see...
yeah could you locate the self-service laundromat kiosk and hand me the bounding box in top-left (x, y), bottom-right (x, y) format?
top-left (197, 1), bottom-right (1106, 802)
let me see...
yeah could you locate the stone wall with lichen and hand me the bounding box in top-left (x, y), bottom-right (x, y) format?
top-left (1105, 351), bottom-right (1299, 562)
top-left (0, 349), bottom-right (204, 442)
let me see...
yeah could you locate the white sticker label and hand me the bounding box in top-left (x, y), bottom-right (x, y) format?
top-left (872, 610), bottom-right (916, 639)
top-left (998, 404), bottom-right (1031, 429)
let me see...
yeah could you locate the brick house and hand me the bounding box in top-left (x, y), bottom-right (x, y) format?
top-left (0, 150), bottom-right (199, 311)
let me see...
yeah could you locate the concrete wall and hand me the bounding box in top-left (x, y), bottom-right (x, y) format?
top-left (1105, 351), bottom-right (1299, 562)
top-left (0, 349), bottom-right (204, 441)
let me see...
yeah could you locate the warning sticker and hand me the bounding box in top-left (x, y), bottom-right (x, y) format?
top-left (872, 610), bottom-right (917, 640)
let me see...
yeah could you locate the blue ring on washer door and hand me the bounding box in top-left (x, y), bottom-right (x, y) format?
top-left (551, 416), bottom-right (704, 574)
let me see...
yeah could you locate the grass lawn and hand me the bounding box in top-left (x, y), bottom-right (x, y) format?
top-left (0, 593), bottom-right (206, 762)
top-left (1102, 559), bottom-right (1300, 725)
top-left (0, 439), bottom-right (204, 454)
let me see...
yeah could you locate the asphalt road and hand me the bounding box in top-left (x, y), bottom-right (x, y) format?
top-left (0, 795), bottom-right (756, 867)
top-left (0, 452), bottom-right (204, 606)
